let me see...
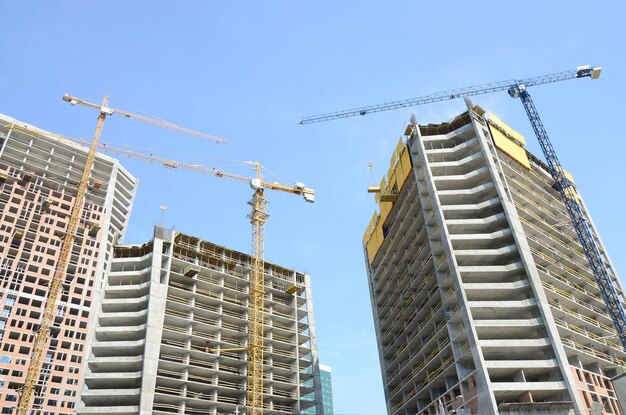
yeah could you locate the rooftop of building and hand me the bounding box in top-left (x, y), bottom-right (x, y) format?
top-left (0, 113), bottom-right (124, 166)
top-left (114, 226), bottom-right (309, 280)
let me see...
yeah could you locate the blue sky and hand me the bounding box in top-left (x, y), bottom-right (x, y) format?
top-left (1, 1), bottom-right (625, 413)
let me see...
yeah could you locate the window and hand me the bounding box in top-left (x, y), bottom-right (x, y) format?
top-left (0, 355), bottom-right (11, 364)
top-left (50, 387), bottom-right (60, 394)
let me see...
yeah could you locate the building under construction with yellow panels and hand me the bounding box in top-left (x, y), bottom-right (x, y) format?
top-left (363, 101), bottom-right (626, 415)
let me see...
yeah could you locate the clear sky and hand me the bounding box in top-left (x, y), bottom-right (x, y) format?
top-left (1, 1), bottom-right (625, 414)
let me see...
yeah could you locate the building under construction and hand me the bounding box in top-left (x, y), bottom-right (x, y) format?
top-left (0, 114), bottom-right (137, 413)
top-left (363, 101), bottom-right (626, 415)
top-left (78, 227), bottom-right (322, 415)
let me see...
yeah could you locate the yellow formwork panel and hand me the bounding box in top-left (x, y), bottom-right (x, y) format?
top-left (488, 112), bottom-right (526, 145)
top-left (555, 165), bottom-right (575, 184)
top-left (563, 185), bottom-right (582, 205)
top-left (380, 201), bottom-right (392, 224)
top-left (375, 220), bottom-right (384, 249)
top-left (395, 137), bottom-right (405, 161)
top-left (365, 218), bottom-right (385, 264)
top-left (363, 211), bottom-right (378, 244)
top-left (389, 148), bottom-right (398, 172)
top-left (396, 147), bottom-right (412, 192)
top-left (374, 220), bottom-right (385, 244)
top-left (548, 164), bottom-right (577, 201)
top-left (395, 157), bottom-right (405, 186)
top-left (400, 150), bottom-right (412, 180)
top-left (376, 176), bottom-right (387, 204)
top-left (388, 171), bottom-right (398, 194)
top-left (386, 161), bottom-right (396, 189)
top-left (366, 233), bottom-right (379, 263)
top-left (489, 125), bottom-right (531, 170)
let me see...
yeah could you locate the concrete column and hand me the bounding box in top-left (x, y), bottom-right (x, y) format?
top-left (408, 120), bottom-right (498, 415)
top-left (138, 237), bottom-right (170, 414)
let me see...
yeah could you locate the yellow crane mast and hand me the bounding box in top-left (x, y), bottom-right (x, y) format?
top-left (72, 139), bottom-right (315, 415)
top-left (17, 96), bottom-right (220, 415)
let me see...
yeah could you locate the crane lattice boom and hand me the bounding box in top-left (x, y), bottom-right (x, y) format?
top-left (73, 140), bottom-right (314, 199)
top-left (299, 66), bottom-right (601, 124)
top-left (63, 94), bottom-right (225, 144)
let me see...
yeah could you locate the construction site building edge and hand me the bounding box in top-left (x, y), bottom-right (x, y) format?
top-left (0, 114), bottom-right (326, 415)
top-left (78, 227), bottom-right (324, 415)
top-left (0, 114), bottom-right (138, 413)
top-left (363, 101), bottom-right (626, 415)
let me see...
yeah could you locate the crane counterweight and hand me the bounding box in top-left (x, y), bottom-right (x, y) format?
top-left (576, 65), bottom-right (602, 79)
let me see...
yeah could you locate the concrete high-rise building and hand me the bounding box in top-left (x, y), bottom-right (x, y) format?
top-left (363, 102), bottom-right (626, 415)
top-left (0, 115), bottom-right (137, 413)
top-left (319, 364), bottom-right (334, 415)
top-left (78, 227), bottom-right (322, 415)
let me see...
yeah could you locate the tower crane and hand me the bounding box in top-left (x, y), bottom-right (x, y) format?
top-left (299, 66), bottom-right (601, 124)
top-left (17, 96), bottom-right (222, 415)
top-left (300, 66), bottom-right (626, 350)
top-left (10, 120), bottom-right (314, 415)
top-left (69, 138), bottom-right (315, 415)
